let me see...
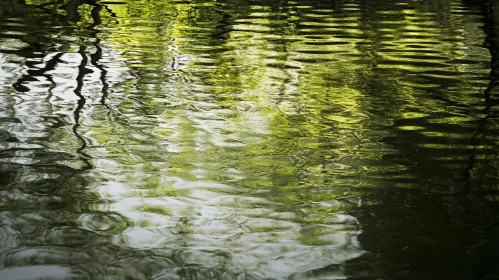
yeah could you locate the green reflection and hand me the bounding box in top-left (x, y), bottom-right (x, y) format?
top-left (0, 0), bottom-right (498, 279)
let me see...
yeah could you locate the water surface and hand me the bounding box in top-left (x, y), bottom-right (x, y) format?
top-left (1, 0), bottom-right (499, 279)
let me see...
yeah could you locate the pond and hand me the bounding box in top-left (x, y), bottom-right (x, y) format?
top-left (1, 0), bottom-right (499, 279)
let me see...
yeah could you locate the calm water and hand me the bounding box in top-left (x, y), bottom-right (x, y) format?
top-left (1, 0), bottom-right (499, 279)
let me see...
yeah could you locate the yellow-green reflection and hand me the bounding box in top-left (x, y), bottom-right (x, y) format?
top-left (0, 0), bottom-right (498, 279)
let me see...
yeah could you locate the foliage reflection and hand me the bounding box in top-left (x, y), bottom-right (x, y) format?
top-left (0, 0), bottom-right (498, 278)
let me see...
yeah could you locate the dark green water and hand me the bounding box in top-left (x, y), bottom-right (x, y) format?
top-left (1, 0), bottom-right (499, 279)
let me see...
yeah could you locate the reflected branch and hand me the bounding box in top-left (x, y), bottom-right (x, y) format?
top-left (64, 0), bottom-right (117, 26)
top-left (13, 52), bottom-right (64, 92)
top-left (463, 0), bottom-right (499, 195)
top-left (72, 44), bottom-right (92, 170)
top-left (65, 0), bottom-right (113, 170)
top-left (90, 36), bottom-right (110, 106)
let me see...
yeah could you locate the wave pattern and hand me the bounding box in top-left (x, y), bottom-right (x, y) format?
top-left (0, 0), bottom-right (498, 279)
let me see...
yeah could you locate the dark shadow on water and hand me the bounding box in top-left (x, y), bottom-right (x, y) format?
top-left (343, 1), bottom-right (499, 278)
top-left (343, 190), bottom-right (499, 279)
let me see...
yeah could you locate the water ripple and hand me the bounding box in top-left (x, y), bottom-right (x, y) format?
top-left (0, 0), bottom-right (498, 279)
